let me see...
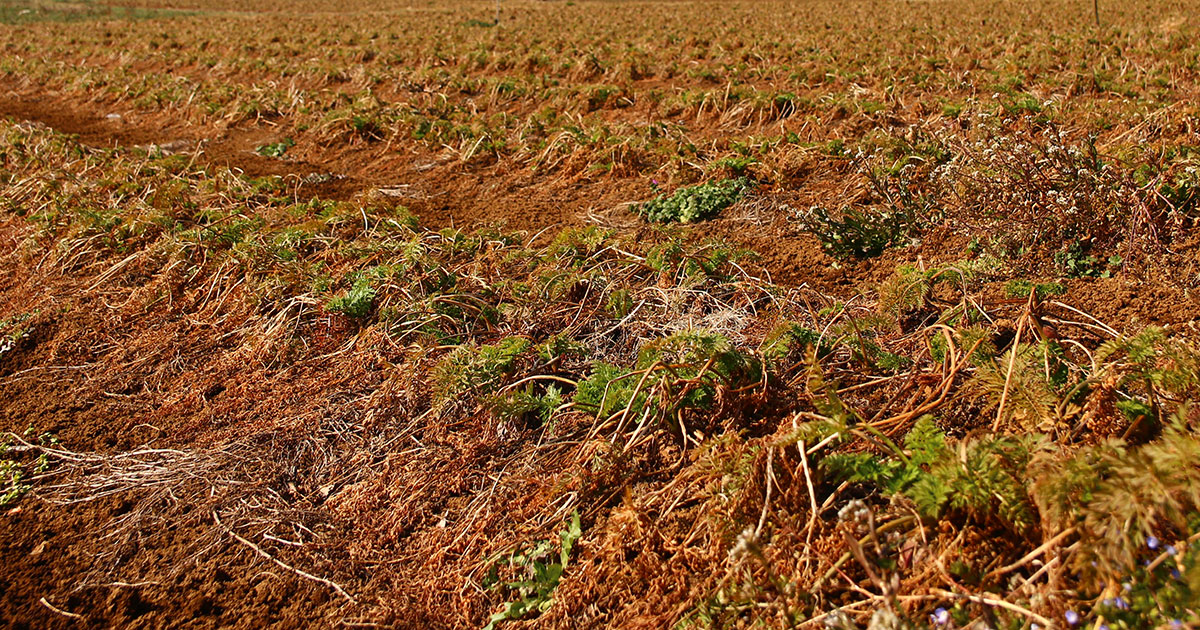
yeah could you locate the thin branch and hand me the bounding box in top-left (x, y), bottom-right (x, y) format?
top-left (212, 511), bottom-right (356, 604)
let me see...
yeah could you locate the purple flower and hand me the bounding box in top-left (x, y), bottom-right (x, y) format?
top-left (1065, 610), bottom-right (1081, 626)
top-left (1170, 568), bottom-right (1182, 580)
top-left (1167, 544), bottom-right (1178, 556)
top-left (1147, 535), bottom-right (1161, 550)
top-left (929, 608), bottom-right (950, 625)
top-left (1102, 597), bottom-right (1128, 611)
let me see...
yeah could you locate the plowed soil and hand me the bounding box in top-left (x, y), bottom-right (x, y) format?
top-left (2, 79), bottom-right (1199, 629)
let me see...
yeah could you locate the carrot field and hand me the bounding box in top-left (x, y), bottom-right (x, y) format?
top-left (1, 0), bottom-right (1199, 627)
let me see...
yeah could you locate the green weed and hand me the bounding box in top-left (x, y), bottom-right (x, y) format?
top-left (433, 337), bottom-right (531, 405)
top-left (327, 276), bottom-right (376, 318)
top-left (483, 511), bottom-right (582, 630)
top-left (634, 178), bottom-right (752, 224)
top-left (797, 205), bottom-right (913, 259)
top-left (255, 137), bottom-right (295, 158)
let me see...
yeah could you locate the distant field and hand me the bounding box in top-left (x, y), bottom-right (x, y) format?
top-left (1, 1), bottom-right (1199, 628)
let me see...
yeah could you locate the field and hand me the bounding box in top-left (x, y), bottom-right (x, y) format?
top-left (1, 0), bottom-right (1200, 627)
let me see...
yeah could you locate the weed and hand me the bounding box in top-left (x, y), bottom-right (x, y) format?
top-left (929, 325), bottom-right (997, 366)
top-left (0, 311), bottom-right (36, 357)
top-left (573, 331), bottom-right (760, 436)
top-left (1081, 542), bottom-right (1199, 628)
top-left (1033, 420), bottom-right (1200, 585)
top-left (483, 512), bottom-right (582, 630)
top-left (493, 385), bottom-right (565, 428)
top-left (1055, 240), bottom-right (1122, 278)
top-left (0, 429), bottom-right (57, 507)
top-left (433, 337), bottom-right (531, 405)
top-left (573, 362), bottom-right (647, 420)
top-left (761, 322), bottom-right (830, 361)
top-left (709, 156), bottom-right (757, 177)
top-left (634, 178), bottom-right (751, 224)
top-left (605, 288), bottom-right (633, 319)
top-left (796, 205), bottom-right (913, 259)
top-left (535, 334), bottom-right (587, 364)
top-left (255, 137), bottom-right (295, 158)
top-left (973, 341), bottom-right (1073, 432)
top-left (823, 415), bottom-right (1042, 531)
top-left (1004, 279), bottom-right (1067, 299)
top-left (327, 276), bottom-right (376, 318)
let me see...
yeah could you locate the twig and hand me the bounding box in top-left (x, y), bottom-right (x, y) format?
top-left (985, 527), bottom-right (1076, 580)
top-left (931, 588), bottom-right (1053, 627)
top-left (993, 309), bottom-right (1027, 431)
top-left (798, 440), bottom-right (820, 574)
top-left (39, 597), bottom-right (83, 619)
top-left (1048, 301), bottom-right (1121, 337)
top-left (754, 447), bottom-right (775, 537)
top-left (213, 511), bottom-right (356, 604)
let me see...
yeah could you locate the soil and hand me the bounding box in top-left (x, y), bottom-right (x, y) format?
top-left (3, 82), bottom-right (1200, 628)
top-left (0, 496), bottom-right (352, 629)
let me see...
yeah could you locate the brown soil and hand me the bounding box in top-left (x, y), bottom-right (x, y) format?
top-left (3, 82), bottom-right (1200, 629)
top-left (1, 496), bottom-right (353, 629)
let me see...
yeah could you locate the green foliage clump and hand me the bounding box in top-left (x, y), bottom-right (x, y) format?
top-left (929, 325), bottom-right (997, 366)
top-left (906, 433), bottom-right (1043, 531)
top-left (1156, 168), bottom-right (1200, 215)
top-left (645, 239), bottom-right (753, 281)
top-left (1033, 420), bottom-right (1200, 582)
top-left (493, 385), bottom-right (565, 428)
top-left (822, 416), bottom-right (949, 496)
top-left (761, 323), bottom-right (830, 361)
top-left (605, 288), bottom-right (633, 319)
top-left (637, 331), bottom-right (761, 406)
top-left (877, 264), bottom-right (937, 317)
top-left (1085, 541), bottom-right (1200, 628)
top-left (972, 341), bottom-right (1072, 431)
top-left (268, 227), bottom-right (314, 261)
top-left (433, 337), bottom-right (531, 405)
top-left (709, 155), bottom-right (757, 177)
top-left (876, 262), bottom-right (985, 319)
top-left (0, 430), bottom-right (56, 507)
top-left (1055, 240), bottom-right (1122, 278)
top-left (0, 311), bottom-right (35, 357)
top-left (535, 334), bottom-right (588, 363)
top-left (574, 332), bottom-right (760, 421)
top-left (1003, 279), bottom-right (1067, 299)
top-left (255, 137), bottom-right (295, 158)
top-left (327, 276), bottom-right (376, 318)
top-left (483, 512), bottom-right (581, 630)
top-left (634, 178), bottom-right (751, 223)
top-left (545, 226), bottom-right (613, 263)
top-left (796, 205), bottom-right (913, 259)
top-left (1095, 327), bottom-right (1200, 401)
top-left (574, 362), bottom-right (639, 419)
top-left (823, 416), bottom-right (1043, 531)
